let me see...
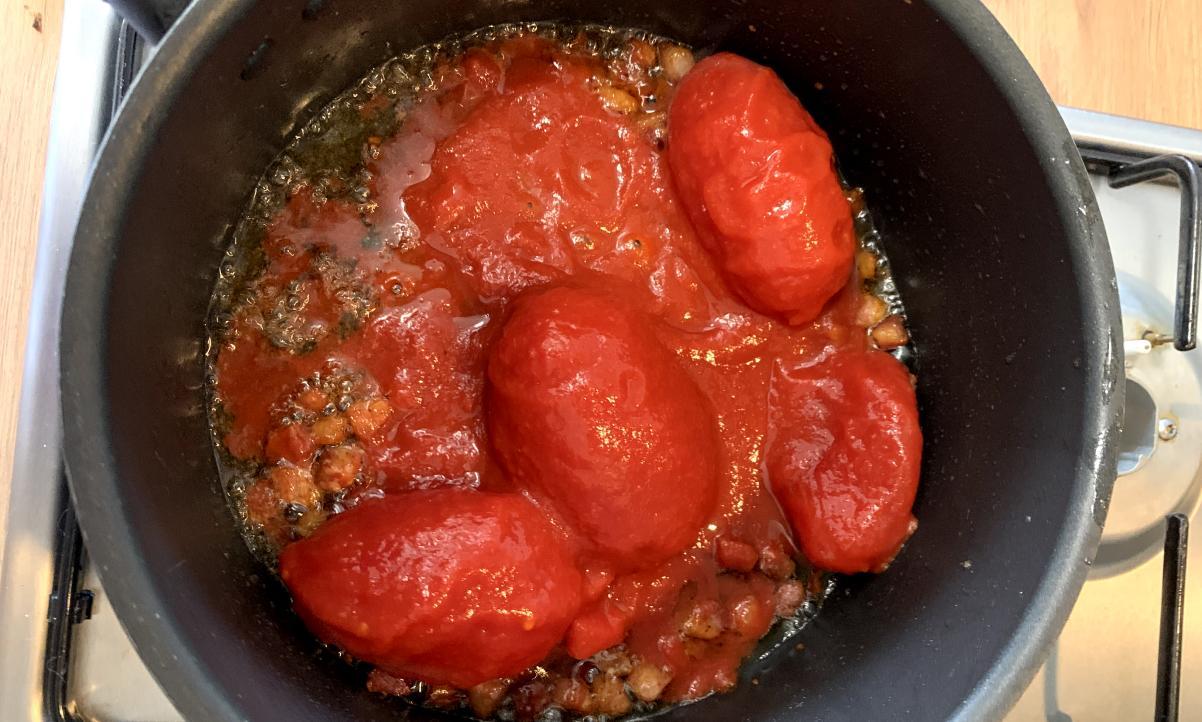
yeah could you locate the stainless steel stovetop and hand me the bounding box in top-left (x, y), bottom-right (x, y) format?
top-left (2, 1), bottom-right (1199, 719)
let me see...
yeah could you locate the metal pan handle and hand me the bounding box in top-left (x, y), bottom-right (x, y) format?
top-left (1155, 513), bottom-right (1189, 722)
top-left (105, 0), bottom-right (189, 44)
top-left (1108, 155), bottom-right (1202, 351)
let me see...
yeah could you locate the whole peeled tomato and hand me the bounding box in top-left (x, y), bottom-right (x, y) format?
top-left (400, 51), bottom-right (649, 301)
top-left (766, 349), bottom-right (922, 573)
top-left (278, 490), bottom-right (582, 688)
top-left (668, 52), bottom-right (855, 325)
top-left (488, 285), bottom-right (719, 570)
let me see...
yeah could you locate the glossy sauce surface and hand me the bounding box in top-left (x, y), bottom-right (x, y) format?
top-left (212, 29), bottom-right (920, 719)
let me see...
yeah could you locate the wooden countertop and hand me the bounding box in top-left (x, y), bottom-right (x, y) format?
top-left (986, 0), bottom-right (1202, 128)
top-left (0, 0), bottom-right (1199, 499)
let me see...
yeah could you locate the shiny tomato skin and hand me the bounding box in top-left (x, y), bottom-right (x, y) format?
top-left (488, 285), bottom-right (719, 570)
top-left (278, 490), bottom-right (582, 688)
top-left (668, 53), bottom-right (855, 325)
top-left (766, 349), bottom-right (922, 573)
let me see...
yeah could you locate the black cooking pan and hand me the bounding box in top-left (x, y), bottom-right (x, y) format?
top-left (60, 0), bottom-right (1122, 720)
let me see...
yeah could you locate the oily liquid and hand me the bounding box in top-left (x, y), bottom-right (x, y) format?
top-left (206, 23), bottom-right (914, 721)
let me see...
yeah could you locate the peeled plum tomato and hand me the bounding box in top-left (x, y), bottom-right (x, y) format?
top-left (401, 46), bottom-right (686, 303)
top-left (766, 349), bottom-right (922, 574)
top-left (488, 284), bottom-right (719, 570)
top-left (667, 53), bottom-right (856, 325)
top-left (279, 490), bottom-right (582, 689)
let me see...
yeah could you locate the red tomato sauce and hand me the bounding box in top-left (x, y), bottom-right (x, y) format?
top-left (213, 29), bottom-right (920, 720)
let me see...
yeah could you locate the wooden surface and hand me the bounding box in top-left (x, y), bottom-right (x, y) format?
top-left (983, 0), bottom-right (1202, 129)
top-left (0, 0), bottom-right (62, 522)
top-left (0, 0), bottom-right (1199, 494)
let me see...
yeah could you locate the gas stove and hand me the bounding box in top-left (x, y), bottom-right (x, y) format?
top-left (1, 1), bottom-right (1198, 720)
